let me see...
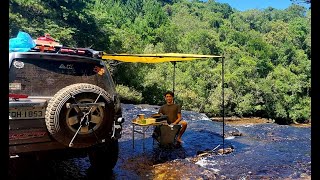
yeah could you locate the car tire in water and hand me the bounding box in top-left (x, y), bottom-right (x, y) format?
top-left (88, 139), bottom-right (119, 170)
top-left (45, 83), bottom-right (114, 148)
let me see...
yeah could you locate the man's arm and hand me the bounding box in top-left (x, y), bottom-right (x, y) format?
top-left (158, 106), bottom-right (163, 114)
top-left (172, 112), bottom-right (182, 125)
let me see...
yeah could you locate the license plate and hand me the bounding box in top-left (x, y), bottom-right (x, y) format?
top-left (9, 107), bottom-right (45, 119)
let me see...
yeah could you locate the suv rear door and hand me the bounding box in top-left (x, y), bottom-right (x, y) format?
top-left (9, 52), bottom-right (115, 151)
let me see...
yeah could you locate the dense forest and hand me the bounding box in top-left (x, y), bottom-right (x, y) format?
top-left (9, 0), bottom-right (311, 124)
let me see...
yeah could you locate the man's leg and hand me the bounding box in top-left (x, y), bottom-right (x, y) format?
top-left (176, 120), bottom-right (187, 143)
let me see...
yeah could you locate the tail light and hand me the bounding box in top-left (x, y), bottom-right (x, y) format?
top-left (9, 93), bottom-right (28, 100)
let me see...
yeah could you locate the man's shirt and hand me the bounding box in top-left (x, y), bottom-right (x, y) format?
top-left (159, 104), bottom-right (181, 124)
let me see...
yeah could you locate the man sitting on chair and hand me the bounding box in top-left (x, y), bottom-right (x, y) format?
top-left (157, 91), bottom-right (188, 144)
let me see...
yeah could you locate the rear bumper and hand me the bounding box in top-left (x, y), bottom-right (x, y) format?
top-left (9, 141), bottom-right (67, 155)
top-left (9, 141), bottom-right (90, 160)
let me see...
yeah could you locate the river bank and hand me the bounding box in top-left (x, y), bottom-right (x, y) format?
top-left (211, 116), bottom-right (311, 127)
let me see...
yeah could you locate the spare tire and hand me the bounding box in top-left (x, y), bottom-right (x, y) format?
top-left (45, 83), bottom-right (114, 148)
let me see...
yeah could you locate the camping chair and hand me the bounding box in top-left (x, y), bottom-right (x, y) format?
top-left (152, 124), bottom-right (182, 148)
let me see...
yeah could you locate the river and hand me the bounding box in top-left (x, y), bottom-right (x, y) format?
top-left (9, 103), bottom-right (311, 179)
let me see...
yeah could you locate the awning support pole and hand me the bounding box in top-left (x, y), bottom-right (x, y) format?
top-left (173, 61), bottom-right (176, 95)
top-left (222, 57), bottom-right (225, 153)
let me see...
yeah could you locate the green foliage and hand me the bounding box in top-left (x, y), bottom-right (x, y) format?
top-left (113, 63), bottom-right (150, 89)
top-left (115, 84), bottom-right (143, 104)
top-left (180, 29), bottom-right (221, 54)
top-left (289, 96), bottom-right (311, 123)
top-left (288, 17), bottom-right (310, 50)
top-left (260, 65), bottom-right (310, 124)
top-left (263, 20), bottom-right (291, 47)
top-left (235, 93), bottom-right (255, 117)
top-left (9, 0), bottom-right (311, 124)
top-left (155, 24), bottom-right (180, 52)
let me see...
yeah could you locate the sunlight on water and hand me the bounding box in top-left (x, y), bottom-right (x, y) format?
top-left (225, 136), bottom-right (235, 139)
top-left (195, 156), bottom-right (220, 173)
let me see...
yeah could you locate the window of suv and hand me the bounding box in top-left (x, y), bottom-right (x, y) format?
top-left (9, 56), bottom-right (116, 97)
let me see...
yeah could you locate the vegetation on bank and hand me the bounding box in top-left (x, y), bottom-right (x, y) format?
top-left (9, 0), bottom-right (311, 124)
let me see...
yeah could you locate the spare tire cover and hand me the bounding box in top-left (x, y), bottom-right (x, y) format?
top-left (45, 83), bottom-right (114, 148)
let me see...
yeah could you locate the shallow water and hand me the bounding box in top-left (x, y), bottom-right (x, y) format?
top-left (9, 104), bottom-right (311, 179)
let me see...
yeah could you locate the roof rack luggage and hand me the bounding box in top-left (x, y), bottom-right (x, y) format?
top-left (30, 33), bottom-right (103, 59)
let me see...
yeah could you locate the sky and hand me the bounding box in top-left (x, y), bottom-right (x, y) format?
top-left (215, 0), bottom-right (310, 11)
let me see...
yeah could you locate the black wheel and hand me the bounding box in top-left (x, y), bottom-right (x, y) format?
top-left (88, 139), bottom-right (119, 170)
top-left (45, 83), bottom-right (115, 148)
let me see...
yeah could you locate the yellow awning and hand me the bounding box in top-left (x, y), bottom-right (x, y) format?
top-left (102, 53), bottom-right (223, 63)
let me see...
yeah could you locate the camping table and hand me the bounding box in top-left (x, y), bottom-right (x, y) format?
top-left (132, 119), bottom-right (168, 150)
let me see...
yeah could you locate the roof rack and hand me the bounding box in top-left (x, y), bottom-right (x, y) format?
top-left (29, 34), bottom-right (103, 59)
top-left (58, 47), bottom-right (104, 59)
